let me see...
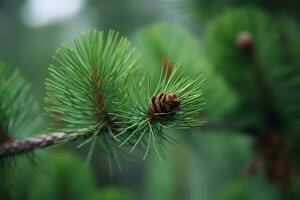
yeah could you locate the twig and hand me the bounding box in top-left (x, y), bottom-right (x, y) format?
top-left (0, 131), bottom-right (92, 159)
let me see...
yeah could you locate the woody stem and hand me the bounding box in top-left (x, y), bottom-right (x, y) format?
top-left (0, 131), bottom-right (93, 159)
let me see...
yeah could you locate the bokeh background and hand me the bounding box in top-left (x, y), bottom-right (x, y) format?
top-left (1, 0), bottom-right (300, 199)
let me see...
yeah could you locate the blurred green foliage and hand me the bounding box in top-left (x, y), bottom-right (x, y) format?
top-left (2, 150), bottom-right (134, 200)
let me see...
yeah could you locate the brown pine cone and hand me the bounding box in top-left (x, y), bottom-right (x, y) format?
top-left (147, 92), bottom-right (180, 118)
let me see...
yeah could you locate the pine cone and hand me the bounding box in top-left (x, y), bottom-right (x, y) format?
top-left (147, 92), bottom-right (180, 118)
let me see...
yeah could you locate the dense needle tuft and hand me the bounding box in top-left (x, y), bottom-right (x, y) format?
top-left (114, 64), bottom-right (204, 159)
top-left (45, 29), bottom-right (138, 165)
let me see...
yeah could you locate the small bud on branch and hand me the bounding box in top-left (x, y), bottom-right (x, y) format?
top-left (236, 31), bottom-right (253, 53)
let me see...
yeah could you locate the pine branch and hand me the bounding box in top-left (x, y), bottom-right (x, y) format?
top-left (204, 8), bottom-right (295, 189)
top-left (0, 62), bottom-right (42, 151)
top-left (0, 131), bottom-right (94, 159)
top-left (44, 29), bottom-right (140, 163)
top-left (0, 132), bottom-right (65, 158)
top-left (236, 27), bottom-right (295, 192)
top-left (0, 29), bottom-right (204, 163)
top-left (236, 31), bottom-right (282, 127)
top-left (114, 65), bottom-right (204, 159)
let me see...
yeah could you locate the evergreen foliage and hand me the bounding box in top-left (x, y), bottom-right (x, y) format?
top-left (114, 65), bottom-right (203, 159)
top-left (204, 7), bottom-right (282, 128)
top-left (133, 23), bottom-right (237, 120)
top-left (0, 28), bottom-right (204, 197)
top-left (44, 29), bottom-right (203, 161)
top-left (0, 63), bottom-right (41, 142)
top-left (171, 0), bottom-right (300, 22)
top-left (204, 7), bottom-right (300, 151)
top-left (45, 29), bottom-right (139, 165)
top-left (0, 62), bottom-right (42, 199)
top-left (132, 6), bottom-right (300, 191)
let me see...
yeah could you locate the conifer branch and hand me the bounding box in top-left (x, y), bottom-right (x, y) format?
top-left (0, 131), bottom-right (93, 159)
top-left (237, 32), bottom-right (282, 127)
top-left (0, 62), bottom-right (42, 158)
top-left (0, 132), bottom-right (66, 158)
top-left (235, 29), bottom-right (293, 189)
top-left (114, 65), bottom-right (204, 158)
top-left (0, 29), bottom-right (204, 163)
top-left (204, 8), bottom-right (295, 189)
